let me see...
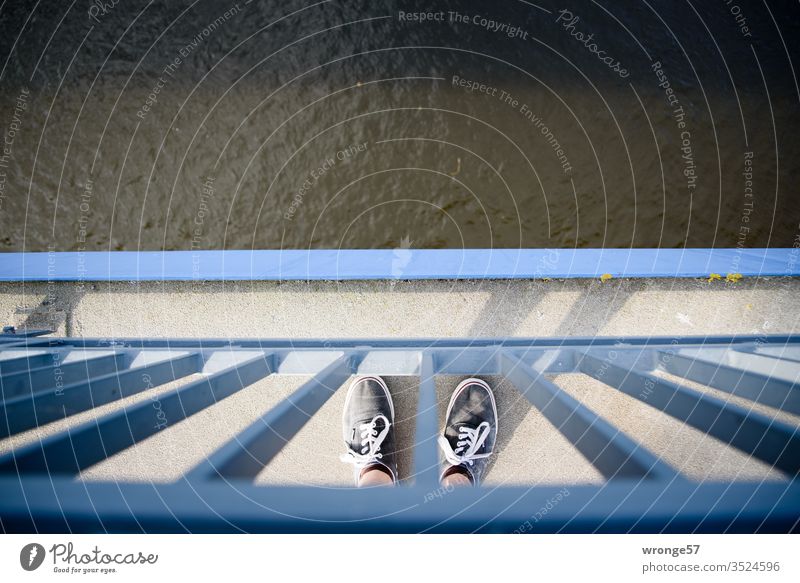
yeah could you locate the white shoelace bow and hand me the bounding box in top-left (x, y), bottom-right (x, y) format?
top-left (340, 415), bottom-right (390, 468)
top-left (438, 421), bottom-right (493, 466)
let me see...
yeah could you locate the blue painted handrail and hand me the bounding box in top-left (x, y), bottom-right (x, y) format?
top-left (0, 248), bottom-right (797, 281)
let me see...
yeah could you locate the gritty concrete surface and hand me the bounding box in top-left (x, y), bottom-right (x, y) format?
top-left (0, 277), bottom-right (798, 486)
top-left (0, 375), bottom-right (200, 456)
top-left (652, 369), bottom-right (800, 428)
top-left (2, 277), bottom-right (798, 339)
top-left (551, 373), bottom-right (787, 482)
top-left (256, 376), bottom-right (420, 487)
top-left (80, 374), bottom-right (309, 483)
top-left (253, 375), bottom-right (603, 487)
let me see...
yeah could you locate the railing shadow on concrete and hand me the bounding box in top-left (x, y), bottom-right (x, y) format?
top-left (1, 331), bottom-right (798, 532)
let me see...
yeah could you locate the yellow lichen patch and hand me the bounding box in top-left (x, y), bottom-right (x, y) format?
top-left (707, 273), bottom-right (722, 282)
top-left (600, 273), bottom-right (613, 282)
top-left (745, 303), bottom-right (753, 310)
top-left (726, 273), bottom-right (743, 283)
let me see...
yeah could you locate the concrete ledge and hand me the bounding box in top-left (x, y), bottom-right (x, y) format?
top-left (2, 277), bottom-right (797, 339)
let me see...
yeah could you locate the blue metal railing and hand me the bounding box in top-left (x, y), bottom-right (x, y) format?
top-left (0, 331), bottom-right (798, 533)
top-left (2, 248), bottom-right (798, 280)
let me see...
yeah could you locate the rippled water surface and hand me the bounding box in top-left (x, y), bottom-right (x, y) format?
top-left (0, 0), bottom-right (798, 251)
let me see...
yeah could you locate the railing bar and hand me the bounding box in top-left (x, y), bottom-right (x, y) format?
top-left (185, 353), bottom-right (355, 481)
top-left (7, 334), bottom-right (800, 350)
top-left (0, 351), bottom-right (203, 438)
top-left (500, 352), bottom-right (681, 481)
top-left (0, 350), bottom-right (62, 374)
top-left (658, 350), bottom-right (800, 415)
top-left (0, 338), bottom-right (62, 350)
top-left (412, 351), bottom-right (440, 487)
top-left (0, 351), bottom-right (273, 475)
top-left (580, 352), bottom-right (800, 475)
top-left (752, 349), bottom-right (800, 365)
top-left (705, 348), bottom-right (800, 379)
top-left (3, 477), bottom-right (797, 533)
top-left (735, 344), bottom-right (800, 364)
top-left (0, 329), bottom-right (51, 339)
top-left (0, 351), bottom-right (127, 400)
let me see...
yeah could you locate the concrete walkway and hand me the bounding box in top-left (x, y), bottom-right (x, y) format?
top-left (1, 277), bottom-right (798, 486)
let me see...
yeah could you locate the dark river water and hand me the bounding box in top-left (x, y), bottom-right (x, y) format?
top-left (0, 0), bottom-right (798, 252)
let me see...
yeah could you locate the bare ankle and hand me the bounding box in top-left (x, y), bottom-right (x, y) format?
top-left (442, 466), bottom-right (473, 487)
top-left (358, 465), bottom-right (394, 487)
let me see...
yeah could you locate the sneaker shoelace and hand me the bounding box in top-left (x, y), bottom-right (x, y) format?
top-left (438, 421), bottom-right (493, 467)
top-left (340, 414), bottom-right (390, 469)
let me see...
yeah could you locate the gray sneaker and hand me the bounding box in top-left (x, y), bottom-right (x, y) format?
top-left (340, 375), bottom-right (398, 485)
top-left (438, 378), bottom-right (498, 485)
